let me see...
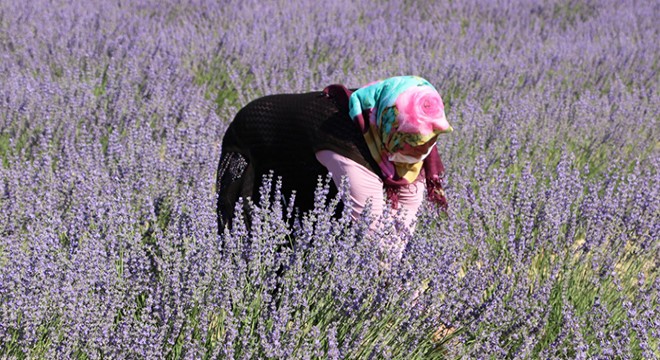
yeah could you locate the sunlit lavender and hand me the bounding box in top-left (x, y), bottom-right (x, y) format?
top-left (0, 0), bottom-right (657, 358)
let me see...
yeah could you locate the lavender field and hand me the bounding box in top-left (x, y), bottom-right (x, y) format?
top-left (0, 0), bottom-right (658, 358)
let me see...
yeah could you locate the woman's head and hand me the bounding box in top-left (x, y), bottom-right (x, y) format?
top-left (348, 76), bottom-right (452, 177)
top-left (349, 76), bottom-right (451, 153)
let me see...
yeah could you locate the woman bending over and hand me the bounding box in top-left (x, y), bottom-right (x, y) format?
top-left (216, 76), bottom-right (452, 236)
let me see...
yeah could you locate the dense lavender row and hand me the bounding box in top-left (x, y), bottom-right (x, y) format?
top-left (0, 0), bottom-right (658, 358)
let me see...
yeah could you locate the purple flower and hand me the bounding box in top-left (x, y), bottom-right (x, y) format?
top-left (0, 0), bottom-right (657, 358)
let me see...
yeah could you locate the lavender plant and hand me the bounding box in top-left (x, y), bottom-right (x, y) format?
top-left (0, 0), bottom-right (657, 358)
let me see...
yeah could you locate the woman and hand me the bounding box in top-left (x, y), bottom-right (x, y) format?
top-left (216, 76), bottom-right (452, 235)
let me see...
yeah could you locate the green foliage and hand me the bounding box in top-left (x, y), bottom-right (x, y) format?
top-left (193, 56), bottom-right (253, 110)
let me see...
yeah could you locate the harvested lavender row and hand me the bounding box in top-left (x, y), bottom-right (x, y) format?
top-left (0, 0), bottom-right (657, 358)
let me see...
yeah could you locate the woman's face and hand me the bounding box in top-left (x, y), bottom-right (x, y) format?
top-left (388, 136), bottom-right (438, 164)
